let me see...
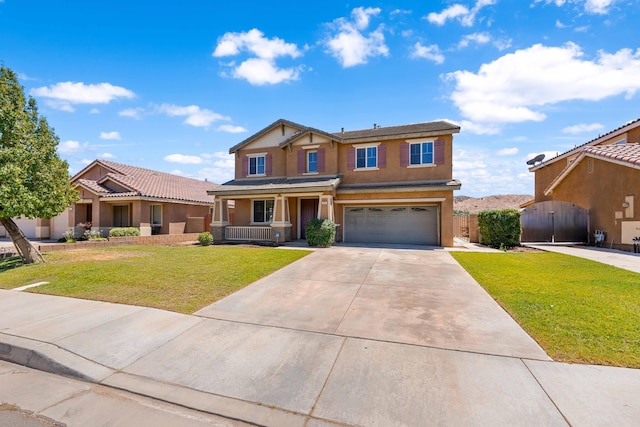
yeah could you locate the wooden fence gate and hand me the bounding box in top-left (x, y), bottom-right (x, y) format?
top-left (453, 214), bottom-right (469, 240)
top-left (520, 200), bottom-right (589, 243)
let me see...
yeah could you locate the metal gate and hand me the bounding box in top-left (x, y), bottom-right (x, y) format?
top-left (520, 200), bottom-right (589, 242)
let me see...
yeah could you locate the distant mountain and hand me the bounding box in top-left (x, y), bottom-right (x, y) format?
top-left (454, 194), bottom-right (533, 213)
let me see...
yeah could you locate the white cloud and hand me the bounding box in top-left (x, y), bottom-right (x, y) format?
top-left (232, 58), bottom-right (302, 86)
top-left (410, 42), bottom-right (445, 64)
top-left (562, 122), bottom-right (604, 134)
top-left (98, 152), bottom-right (115, 159)
top-left (80, 159), bottom-right (92, 166)
top-left (446, 43), bottom-right (640, 133)
top-left (426, 0), bottom-right (496, 27)
top-left (100, 131), bottom-right (121, 140)
top-left (164, 154), bottom-right (203, 164)
top-left (58, 140), bottom-right (89, 154)
top-left (30, 82), bottom-right (135, 111)
top-left (155, 104), bottom-right (229, 127)
top-left (217, 124), bottom-right (248, 133)
top-left (534, 0), bottom-right (616, 14)
top-left (119, 107), bottom-right (144, 119)
top-left (460, 120), bottom-right (501, 135)
top-left (89, 108), bottom-right (100, 114)
top-left (458, 32), bottom-right (491, 49)
top-left (324, 7), bottom-right (389, 68)
top-left (497, 147), bottom-right (519, 156)
top-left (213, 28), bottom-right (303, 85)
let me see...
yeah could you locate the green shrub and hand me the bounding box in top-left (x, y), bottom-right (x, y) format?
top-left (61, 230), bottom-right (75, 243)
top-left (306, 219), bottom-right (336, 247)
top-left (108, 227), bottom-right (140, 237)
top-left (477, 209), bottom-right (521, 249)
top-left (198, 232), bottom-right (213, 246)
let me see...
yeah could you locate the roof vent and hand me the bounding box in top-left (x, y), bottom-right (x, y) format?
top-left (373, 123), bottom-right (377, 129)
top-left (341, 127), bottom-right (344, 134)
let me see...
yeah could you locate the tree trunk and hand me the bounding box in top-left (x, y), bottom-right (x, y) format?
top-left (0, 217), bottom-right (44, 264)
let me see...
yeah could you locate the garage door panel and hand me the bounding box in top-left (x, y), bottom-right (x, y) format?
top-left (344, 206), bottom-right (439, 245)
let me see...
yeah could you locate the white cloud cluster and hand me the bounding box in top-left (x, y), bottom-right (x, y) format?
top-left (562, 122), bottom-right (604, 134)
top-left (458, 32), bottom-right (491, 49)
top-left (119, 107), bottom-right (144, 119)
top-left (216, 124), bottom-right (247, 133)
top-left (410, 43), bottom-right (445, 64)
top-left (164, 154), bottom-right (203, 164)
top-left (446, 43), bottom-right (640, 133)
top-left (30, 82), bottom-right (134, 112)
top-left (324, 7), bottom-right (389, 68)
top-left (100, 131), bottom-right (121, 140)
top-left (534, 0), bottom-right (616, 14)
top-left (426, 0), bottom-right (496, 27)
top-left (58, 140), bottom-right (89, 154)
top-left (213, 28), bottom-right (303, 85)
top-left (155, 104), bottom-right (230, 128)
top-left (165, 152), bottom-right (235, 184)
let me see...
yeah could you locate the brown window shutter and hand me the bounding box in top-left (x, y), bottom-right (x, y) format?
top-left (434, 139), bottom-right (445, 165)
top-left (400, 143), bottom-right (409, 167)
top-left (242, 156), bottom-right (248, 176)
top-left (318, 148), bottom-right (325, 172)
top-left (347, 147), bottom-right (355, 169)
top-left (265, 154), bottom-right (272, 175)
top-left (297, 149), bottom-right (305, 173)
top-left (378, 144), bottom-right (386, 168)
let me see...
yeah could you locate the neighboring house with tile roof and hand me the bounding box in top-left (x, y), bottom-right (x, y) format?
top-left (209, 118), bottom-right (461, 246)
top-left (13, 160), bottom-right (217, 240)
top-left (525, 118), bottom-right (640, 249)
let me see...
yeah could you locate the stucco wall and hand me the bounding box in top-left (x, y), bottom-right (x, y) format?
top-left (549, 157), bottom-right (640, 249)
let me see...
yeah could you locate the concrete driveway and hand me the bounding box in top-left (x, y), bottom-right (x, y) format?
top-left (196, 246), bottom-right (548, 359)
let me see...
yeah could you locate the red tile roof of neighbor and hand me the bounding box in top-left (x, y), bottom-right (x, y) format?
top-left (585, 143), bottom-right (640, 167)
top-left (73, 160), bottom-right (216, 205)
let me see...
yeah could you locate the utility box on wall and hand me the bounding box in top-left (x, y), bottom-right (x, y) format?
top-left (621, 221), bottom-right (640, 245)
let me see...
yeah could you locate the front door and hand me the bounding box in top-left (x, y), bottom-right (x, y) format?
top-left (300, 199), bottom-right (319, 239)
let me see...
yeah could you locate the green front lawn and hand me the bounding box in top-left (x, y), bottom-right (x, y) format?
top-left (451, 252), bottom-right (640, 368)
top-left (0, 245), bottom-right (310, 314)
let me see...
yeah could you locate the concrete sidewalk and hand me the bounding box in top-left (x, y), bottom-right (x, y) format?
top-left (1, 246), bottom-right (639, 426)
top-left (525, 242), bottom-right (640, 273)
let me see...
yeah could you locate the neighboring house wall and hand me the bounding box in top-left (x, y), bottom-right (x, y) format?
top-left (548, 157), bottom-right (640, 248)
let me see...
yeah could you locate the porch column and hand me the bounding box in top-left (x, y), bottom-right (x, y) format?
top-left (210, 196), bottom-right (230, 242)
top-left (319, 195), bottom-right (335, 221)
top-left (271, 194), bottom-right (292, 242)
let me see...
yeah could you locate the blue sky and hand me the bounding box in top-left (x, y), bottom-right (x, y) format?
top-left (2, 0), bottom-right (640, 197)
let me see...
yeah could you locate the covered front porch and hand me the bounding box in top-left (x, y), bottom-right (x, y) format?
top-left (207, 176), bottom-right (341, 243)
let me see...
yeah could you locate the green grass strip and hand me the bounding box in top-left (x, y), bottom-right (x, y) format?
top-left (0, 245), bottom-right (310, 314)
top-left (451, 252), bottom-right (640, 368)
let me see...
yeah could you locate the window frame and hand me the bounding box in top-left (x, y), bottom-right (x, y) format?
top-left (355, 146), bottom-right (378, 170)
top-left (252, 199), bottom-right (274, 224)
top-left (150, 204), bottom-right (162, 226)
top-left (248, 154), bottom-right (266, 176)
top-left (307, 150), bottom-right (318, 173)
top-left (409, 141), bottom-right (434, 166)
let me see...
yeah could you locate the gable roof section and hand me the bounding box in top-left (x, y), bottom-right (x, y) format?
top-left (544, 143), bottom-right (640, 195)
top-left (228, 118), bottom-right (306, 153)
top-left (531, 117), bottom-right (640, 172)
top-left (229, 119), bottom-right (461, 154)
top-left (336, 121), bottom-right (460, 142)
top-left (73, 160), bottom-right (216, 205)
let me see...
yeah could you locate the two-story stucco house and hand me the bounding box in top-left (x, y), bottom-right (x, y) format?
top-left (208, 119), bottom-right (461, 246)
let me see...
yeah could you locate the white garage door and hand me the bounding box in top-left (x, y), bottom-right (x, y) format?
top-left (13, 217), bottom-right (37, 239)
top-left (344, 205), bottom-right (439, 245)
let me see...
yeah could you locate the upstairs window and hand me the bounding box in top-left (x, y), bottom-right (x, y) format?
top-left (410, 142), bottom-right (433, 165)
top-left (356, 146), bottom-right (377, 169)
top-left (308, 151), bottom-right (318, 173)
top-left (249, 155), bottom-right (265, 176)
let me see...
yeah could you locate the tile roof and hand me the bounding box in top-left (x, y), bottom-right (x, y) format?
top-left (73, 160), bottom-right (216, 205)
top-left (584, 143), bottom-right (640, 166)
top-left (544, 143), bottom-right (640, 195)
top-left (531, 117), bottom-right (640, 171)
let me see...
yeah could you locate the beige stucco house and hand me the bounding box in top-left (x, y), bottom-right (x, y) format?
top-left (208, 119), bottom-right (461, 246)
top-left (29, 160), bottom-right (216, 239)
top-left (527, 118), bottom-right (640, 249)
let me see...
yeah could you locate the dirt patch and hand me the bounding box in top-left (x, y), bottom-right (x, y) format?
top-left (508, 245), bottom-right (544, 253)
top-left (50, 249), bottom-right (151, 262)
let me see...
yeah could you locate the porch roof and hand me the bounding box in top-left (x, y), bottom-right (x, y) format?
top-left (336, 179), bottom-right (462, 194)
top-left (208, 175), bottom-right (342, 196)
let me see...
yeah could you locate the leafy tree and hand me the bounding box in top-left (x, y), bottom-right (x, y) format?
top-left (0, 66), bottom-right (79, 263)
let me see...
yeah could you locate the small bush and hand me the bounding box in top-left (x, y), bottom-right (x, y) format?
top-left (82, 230), bottom-right (106, 241)
top-left (306, 219), bottom-right (336, 247)
top-left (61, 230), bottom-right (75, 243)
top-left (478, 209), bottom-right (521, 249)
top-left (198, 232), bottom-right (213, 246)
top-left (108, 227), bottom-right (140, 237)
